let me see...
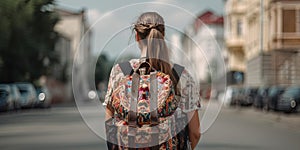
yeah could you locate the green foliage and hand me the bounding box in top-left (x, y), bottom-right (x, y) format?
top-left (94, 53), bottom-right (137, 88)
top-left (0, 0), bottom-right (59, 83)
top-left (95, 54), bottom-right (113, 88)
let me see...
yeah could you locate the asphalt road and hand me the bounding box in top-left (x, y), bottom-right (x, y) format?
top-left (0, 102), bottom-right (299, 150)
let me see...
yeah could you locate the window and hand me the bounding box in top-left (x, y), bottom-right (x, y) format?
top-left (282, 9), bottom-right (296, 33)
top-left (237, 19), bottom-right (242, 36)
top-left (225, 16), bottom-right (232, 38)
top-left (297, 10), bottom-right (300, 32)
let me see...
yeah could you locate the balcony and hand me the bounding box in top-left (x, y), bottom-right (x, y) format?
top-left (270, 33), bottom-right (300, 50)
top-left (225, 36), bottom-right (245, 51)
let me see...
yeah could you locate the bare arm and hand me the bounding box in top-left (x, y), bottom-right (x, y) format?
top-left (104, 65), bottom-right (118, 121)
top-left (188, 110), bottom-right (201, 149)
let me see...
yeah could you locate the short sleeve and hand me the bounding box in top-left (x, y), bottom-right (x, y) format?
top-left (177, 69), bottom-right (201, 113)
top-left (102, 64), bottom-right (122, 107)
top-left (102, 59), bottom-right (140, 108)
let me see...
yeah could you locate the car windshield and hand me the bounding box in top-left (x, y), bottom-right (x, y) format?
top-left (245, 89), bottom-right (255, 94)
top-left (0, 90), bottom-right (8, 98)
top-left (16, 85), bottom-right (30, 95)
top-left (0, 85), bottom-right (9, 90)
top-left (19, 88), bottom-right (29, 94)
top-left (269, 87), bottom-right (281, 96)
top-left (283, 87), bottom-right (300, 97)
top-left (258, 89), bottom-right (265, 95)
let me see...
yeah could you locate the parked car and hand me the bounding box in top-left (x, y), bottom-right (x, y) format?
top-left (239, 87), bottom-right (258, 106)
top-left (218, 87), bottom-right (234, 107)
top-left (231, 87), bottom-right (243, 106)
top-left (0, 84), bottom-right (14, 111)
top-left (217, 91), bottom-right (224, 104)
top-left (15, 83), bottom-right (37, 108)
top-left (277, 86), bottom-right (300, 113)
top-left (263, 86), bottom-right (285, 111)
top-left (253, 87), bottom-right (269, 109)
top-left (35, 86), bottom-right (52, 108)
top-left (9, 84), bottom-right (22, 110)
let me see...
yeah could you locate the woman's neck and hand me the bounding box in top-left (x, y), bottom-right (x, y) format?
top-left (140, 47), bottom-right (147, 58)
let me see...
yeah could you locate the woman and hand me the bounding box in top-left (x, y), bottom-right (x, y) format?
top-left (104, 12), bottom-right (201, 149)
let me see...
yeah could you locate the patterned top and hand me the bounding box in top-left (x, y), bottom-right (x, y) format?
top-left (103, 59), bottom-right (201, 149)
top-left (104, 59), bottom-right (201, 111)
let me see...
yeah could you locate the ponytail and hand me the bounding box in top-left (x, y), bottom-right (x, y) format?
top-left (134, 12), bottom-right (177, 86)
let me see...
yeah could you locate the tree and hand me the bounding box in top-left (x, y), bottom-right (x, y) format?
top-left (94, 54), bottom-right (137, 88)
top-left (0, 0), bottom-right (59, 83)
top-left (95, 54), bottom-right (113, 88)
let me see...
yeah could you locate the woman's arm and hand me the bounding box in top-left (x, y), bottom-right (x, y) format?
top-left (188, 110), bottom-right (201, 149)
top-left (104, 65), bottom-right (119, 121)
top-left (105, 105), bottom-right (114, 121)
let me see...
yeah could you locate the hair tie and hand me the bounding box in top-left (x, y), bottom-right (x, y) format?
top-left (148, 24), bottom-right (157, 30)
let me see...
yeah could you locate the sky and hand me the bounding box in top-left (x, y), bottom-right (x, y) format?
top-left (56, 0), bottom-right (225, 60)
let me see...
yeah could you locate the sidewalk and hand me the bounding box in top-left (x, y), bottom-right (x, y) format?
top-left (236, 107), bottom-right (300, 128)
top-left (225, 105), bottom-right (300, 131)
top-left (201, 99), bottom-right (300, 132)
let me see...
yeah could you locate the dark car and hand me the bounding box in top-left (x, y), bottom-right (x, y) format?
top-left (9, 84), bottom-right (22, 110)
top-left (34, 86), bottom-right (52, 108)
top-left (253, 87), bottom-right (269, 109)
top-left (263, 86), bottom-right (285, 111)
top-left (277, 86), bottom-right (300, 113)
top-left (231, 87), bottom-right (243, 106)
top-left (239, 87), bottom-right (258, 106)
top-left (15, 83), bottom-right (37, 108)
top-left (0, 84), bottom-right (14, 111)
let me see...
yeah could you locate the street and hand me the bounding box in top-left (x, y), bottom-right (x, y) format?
top-left (0, 102), bottom-right (299, 150)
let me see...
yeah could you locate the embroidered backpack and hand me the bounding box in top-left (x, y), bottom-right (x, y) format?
top-left (105, 60), bottom-right (190, 149)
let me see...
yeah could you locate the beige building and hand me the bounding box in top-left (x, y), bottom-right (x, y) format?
top-left (225, 0), bottom-right (300, 86)
top-left (50, 7), bottom-right (92, 102)
top-left (224, 0), bottom-right (247, 85)
top-left (182, 11), bottom-right (225, 82)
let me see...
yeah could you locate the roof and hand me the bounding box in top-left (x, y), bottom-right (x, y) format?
top-left (194, 10), bottom-right (224, 31)
top-left (53, 6), bottom-right (86, 17)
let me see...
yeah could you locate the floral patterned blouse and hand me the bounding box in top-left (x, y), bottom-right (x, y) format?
top-left (103, 59), bottom-right (201, 149)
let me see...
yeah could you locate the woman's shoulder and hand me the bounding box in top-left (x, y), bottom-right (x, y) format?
top-left (110, 59), bottom-right (140, 74)
top-left (171, 63), bottom-right (196, 83)
top-left (128, 58), bottom-right (140, 69)
top-left (171, 63), bottom-right (189, 75)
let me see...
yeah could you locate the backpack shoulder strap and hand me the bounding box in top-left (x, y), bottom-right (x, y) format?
top-left (118, 61), bottom-right (133, 76)
top-left (172, 64), bottom-right (185, 84)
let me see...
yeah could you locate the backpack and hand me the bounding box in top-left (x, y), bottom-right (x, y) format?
top-left (105, 60), bottom-right (190, 149)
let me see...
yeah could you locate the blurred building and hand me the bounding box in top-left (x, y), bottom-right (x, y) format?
top-left (225, 0), bottom-right (300, 86)
top-left (50, 7), bottom-right (92, 102)
top-left (182, 11), bottom-right (225, 82)
top-left (170, 34), bottom-right (183, 64)
top-left (224, 0), bottom-right (247, 85)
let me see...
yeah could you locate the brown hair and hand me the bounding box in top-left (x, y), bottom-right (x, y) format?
top-left (134, 12), bottom-right (177, 85)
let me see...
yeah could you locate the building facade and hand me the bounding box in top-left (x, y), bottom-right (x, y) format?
top-left (182, 11), bottom-right (225, 83)
top-left (225, 0), bottom-right (300, 86)
top-left (266, 0), bottom-right (300, 86)
top-left (52, 7), bottom-right (92, 102)
top-left (224, 0), bottom-right (247, 85)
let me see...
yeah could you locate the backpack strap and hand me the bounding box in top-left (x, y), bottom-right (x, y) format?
top-left (128, 72), bottom-right (139, 148)
top-left (150, 71), bottom-right (159, 149)
top-left (119, 61), bottom-right (134, 76)
top-left (172, 64), bottom-right (185, 85)
top-left (150, 71), bottom-right (159, 125)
